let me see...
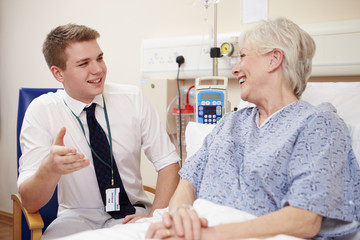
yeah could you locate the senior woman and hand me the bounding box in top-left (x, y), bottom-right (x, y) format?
top-left (145, 17), bottom-right (360, 240)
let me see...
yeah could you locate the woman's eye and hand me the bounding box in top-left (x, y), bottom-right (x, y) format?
top-left (78, 62), bottom-right (88, 67)
top-left (240, 53), bottom-right (246, 58)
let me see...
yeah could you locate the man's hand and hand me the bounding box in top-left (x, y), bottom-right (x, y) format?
top-left (122, 214), bottom-right (148, 224)
top-left (19, 127), bottom-right (89, 213)
top-left (46, 127), bottom-right (90, 174)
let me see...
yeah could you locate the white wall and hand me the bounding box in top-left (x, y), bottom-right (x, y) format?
top-left (1, 0), bottom-right (359, 213)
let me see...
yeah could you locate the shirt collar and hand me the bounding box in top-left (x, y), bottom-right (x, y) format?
top-left (62, 91), bottom-right (104, 117)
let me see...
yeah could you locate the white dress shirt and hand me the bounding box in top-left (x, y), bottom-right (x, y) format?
top-left (18, 82), bottom-right (179, 214)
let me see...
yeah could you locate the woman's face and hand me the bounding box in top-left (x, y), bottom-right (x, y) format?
top-left (232, 42), bottom-right (270, 104)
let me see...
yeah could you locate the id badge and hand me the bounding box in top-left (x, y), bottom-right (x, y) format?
top-left (105, 186), bottom-right (120, 212)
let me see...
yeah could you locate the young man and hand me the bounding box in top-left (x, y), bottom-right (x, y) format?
top-left (17, 24), bottom-right (180, 239)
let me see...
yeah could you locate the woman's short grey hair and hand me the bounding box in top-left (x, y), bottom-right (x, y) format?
top-left (240, 17), bottom-right (316, 98)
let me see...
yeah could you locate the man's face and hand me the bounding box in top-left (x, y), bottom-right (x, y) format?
top-left (55, 40), bottom-right (107, 103)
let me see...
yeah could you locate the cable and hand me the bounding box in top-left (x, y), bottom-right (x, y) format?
top-left (166, 96), bottom-right (180, 153)
top-left (176, 56), bottom-right (185, 165)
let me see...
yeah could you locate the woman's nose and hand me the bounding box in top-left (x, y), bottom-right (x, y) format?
top-left (232, 62), bottom-right (240, 76)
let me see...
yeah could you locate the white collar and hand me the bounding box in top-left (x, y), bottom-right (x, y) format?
top-left (62, 91), bottom-right (104, 117)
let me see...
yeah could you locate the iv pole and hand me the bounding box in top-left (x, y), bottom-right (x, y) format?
top-left (209, 1), bottom-right (222, 85)
top-left (212, 2), bottom-right (219, 77)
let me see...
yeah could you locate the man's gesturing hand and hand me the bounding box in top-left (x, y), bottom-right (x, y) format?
top-left (46, 127), bottom-right (90, 174)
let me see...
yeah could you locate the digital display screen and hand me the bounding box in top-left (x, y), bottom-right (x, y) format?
top-left (201, 94), bottom-right (221, 100)
top-left (204, 106), bottom-right (216, 115)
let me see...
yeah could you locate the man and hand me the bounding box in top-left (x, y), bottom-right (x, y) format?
top-left (17, 23), bottom-right (180, 239)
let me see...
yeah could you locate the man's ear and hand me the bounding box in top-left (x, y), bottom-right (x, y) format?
top-left (50, 66), bottom-right (64, 83)
top-left (268, 48), bottom-right (284, 73)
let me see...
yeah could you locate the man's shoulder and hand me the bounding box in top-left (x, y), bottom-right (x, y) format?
top-left (24, 90), bottom-right (65, 121)
top-left (29, 90), bottom-right (64, 107)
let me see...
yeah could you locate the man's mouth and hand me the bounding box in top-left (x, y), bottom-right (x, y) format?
top-left (87, 78), bottom-right (101, 83)
top-left (239, 77), bottom-right (246, 84)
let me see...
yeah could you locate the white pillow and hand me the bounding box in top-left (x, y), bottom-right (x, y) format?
top-left (185, 122), bottom-right (214, 159)
top-left (302, 82), bottom-right (360, 162)
top-left (302, 82), bottom-right (360, 126)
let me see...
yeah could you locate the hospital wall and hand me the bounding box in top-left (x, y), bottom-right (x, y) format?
top-left (0, 0), bottom-right (360, 216)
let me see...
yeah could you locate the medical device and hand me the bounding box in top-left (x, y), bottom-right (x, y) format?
top-left (195, 76), bottom-right (229, 124)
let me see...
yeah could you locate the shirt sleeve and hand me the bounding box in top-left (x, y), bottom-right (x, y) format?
top-left (283, 107), bottom-right (360, 230)
top-left (17, 97), bottom-right (54, 189)
top-left (138, 89), bottom-right (180, 171)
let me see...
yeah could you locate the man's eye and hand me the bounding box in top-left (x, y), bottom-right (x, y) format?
top-left (240, 53), bottom-right (246, 58)
top-left (78, 62), bottom-right (88, 67)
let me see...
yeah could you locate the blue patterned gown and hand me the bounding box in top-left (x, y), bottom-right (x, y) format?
top-left (180, 100), bottom-right (360, 239)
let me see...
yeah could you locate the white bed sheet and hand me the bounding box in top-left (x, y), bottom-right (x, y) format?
top-left (57, 199), bottom-right (303, 240)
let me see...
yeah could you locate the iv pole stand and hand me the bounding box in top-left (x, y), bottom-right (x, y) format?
top-left (212, 2), bottom-right (218, 77)
top-left (209, 2), bottom-right (222, 85)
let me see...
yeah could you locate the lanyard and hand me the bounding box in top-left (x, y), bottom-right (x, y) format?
top-left (64, 96), bottom-right (115, 185)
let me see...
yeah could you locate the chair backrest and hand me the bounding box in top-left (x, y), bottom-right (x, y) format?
top-left (17, 88), bottom-right (60, 239)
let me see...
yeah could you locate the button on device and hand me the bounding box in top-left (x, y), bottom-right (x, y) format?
top-left (216, 106), bottom-right (222, 115)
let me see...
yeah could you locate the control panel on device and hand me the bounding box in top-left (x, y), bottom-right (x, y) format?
top-left (195, 76), bottom-right (229, 124)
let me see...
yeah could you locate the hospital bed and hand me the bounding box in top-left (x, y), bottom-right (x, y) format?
top-left (57, 81), bottom-right (360, 240)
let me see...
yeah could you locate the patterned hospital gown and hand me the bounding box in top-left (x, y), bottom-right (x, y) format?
top-left (180, 100), bottom-right (360, 239)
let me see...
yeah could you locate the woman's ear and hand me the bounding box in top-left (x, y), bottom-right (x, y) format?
top-left (268, 48), bottom-right (284, 73)
top-left (50, 66), bottom-right (64, 83)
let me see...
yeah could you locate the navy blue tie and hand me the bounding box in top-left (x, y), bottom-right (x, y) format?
top-left (85, 103), bottom-right (135, 219)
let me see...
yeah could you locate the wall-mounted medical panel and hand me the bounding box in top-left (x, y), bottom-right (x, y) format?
top-left (141, 32), bottom-right (240, 80)
top-left (141, 19), bottom-right (360, 79)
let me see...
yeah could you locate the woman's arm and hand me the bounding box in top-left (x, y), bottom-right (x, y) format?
top-left (202, 205), bottom-right (322, 240)
top-left (168, 179), bottom-right (197, 211)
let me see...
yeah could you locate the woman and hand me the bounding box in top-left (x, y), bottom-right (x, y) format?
top-left (146, 18), bottom-right (360, 240)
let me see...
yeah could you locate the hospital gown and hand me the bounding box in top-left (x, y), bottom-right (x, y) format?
top-left (180, 100), bottom-right (360, 239)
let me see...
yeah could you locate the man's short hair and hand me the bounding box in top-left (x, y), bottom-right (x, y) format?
top-left (42, 24), bottom-right (100, 70)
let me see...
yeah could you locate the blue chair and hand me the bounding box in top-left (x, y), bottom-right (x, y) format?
top-left (12, 88), bottom-right (60, 240)
top-left (11, 87), bottom-right (156, 240)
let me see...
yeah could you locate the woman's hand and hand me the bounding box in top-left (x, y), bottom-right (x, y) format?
top-left (145, 205), bottom-right (208, 240)
top-left (145, 221), bottom-right (176, 239)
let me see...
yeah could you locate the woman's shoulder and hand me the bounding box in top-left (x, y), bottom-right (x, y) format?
top-left (304, 101), bottom-right (343, 122)
top-left (298, 101), bottom-right (349, 134)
